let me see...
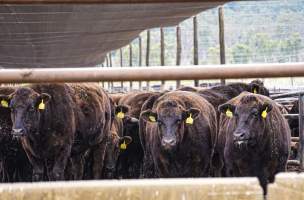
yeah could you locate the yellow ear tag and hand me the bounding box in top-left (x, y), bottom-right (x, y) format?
top-left (38, 100), bottom-right (45, 110)
top-left (226, 109), bottom-right (233, 118)
top-left (1, 100), bottom-right (8, 108)
top-left (253, 88), bottom-right (257, 94)
top-left (116, 111), bottom-right (125, 119)
top-left (149, 115), bottom-right (156, 122)
top-left (261, 107), bottom-right (268, 119)
top-left (186, 114), bottom-right (194, 125)
top-left (120, 141), bottom-right (127, 150)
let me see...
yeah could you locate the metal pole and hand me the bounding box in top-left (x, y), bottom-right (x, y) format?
top-left (0, 63), bottom-right (304, 83)
top-left (160, 27), bottom-right (165, 91)
top-left (129, 44), bottom-right (133, 91)
top-left (176, 25), bottom-right (182, 89)
top-left (193, 16), bottom-right (199, 87)
top-left (139, 36), bottom-right (143, 90)
top-left (109, 53), bottom-right (113, 91)
top-left (219, 6), bottom-right (226, 85)
top-left (299, 93), bottom-right (304, 170)
top-left (146, 30), bottom-right (151, 91)
top-left (119, 48), bottom-right (124, 91)
top-left (105, 55), bottom-right (109, 67)
top-left (0, 0), bottom-right (235, 3)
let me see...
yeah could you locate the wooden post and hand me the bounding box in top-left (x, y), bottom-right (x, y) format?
top-left (106, 55), bottom-right (110, 91)
top-left (106, 54), bottom-right (109, 67)
top-left (176, 25), bottom-right (182, 89)
top-left (219, 6), bottom-right (226, 85)
top-left (193, 16), bottom-right (199, 87)
top-left (120, 48), bottom-right (124, 91)
top-left (109, 53), bottom-right (113, 91)
top-left (139, 36), bottom-right (143, 90)
top-left (299, 94), bottom-right (304, 170)
top-left (109, 52), bottom-right (112, 67)
top-left (160, 27), bottom-right (165, 91)
top-left (146, 30), bottom-right (151, 91)
top-left (129, 44), bottom-right (133, 90)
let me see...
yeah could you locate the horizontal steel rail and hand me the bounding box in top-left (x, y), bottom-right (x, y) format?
top-left (0, 62), bottom-right (304, 83)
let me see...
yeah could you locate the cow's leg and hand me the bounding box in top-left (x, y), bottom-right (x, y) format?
top-left (28, 156), bottom-right (44, 181)
top-left (92, 140), bottom-right (107, 179)
top-left (142, 151), bottom-right (156, 178)
top-left (49, 146), bottom-right (70, 181)
top-left (68, 154), bottom-right (85, 180)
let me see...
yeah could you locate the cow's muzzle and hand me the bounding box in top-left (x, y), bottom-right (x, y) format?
top-left (161, 138), bottom-right (177, 150)
top-left (12, 128), bottom-right (26, 137)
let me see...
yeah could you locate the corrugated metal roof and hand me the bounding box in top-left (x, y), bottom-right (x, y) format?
top-left (0, 2), bottom-right (230, 68)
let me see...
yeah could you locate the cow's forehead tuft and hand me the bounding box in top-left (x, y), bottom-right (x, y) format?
top-left (15, 87), bottom-right (34, 96)
top-left (159, 100), bottom-right (178, 108)
top-left (239, 94), bottom-right (258, 104)
top-left (13, 87), bottom-right (37, 102)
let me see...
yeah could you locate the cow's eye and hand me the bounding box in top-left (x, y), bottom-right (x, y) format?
top-left (252, 112), bottom-right (259, 118)
top-left (29, 106), bottom-right (35, 112)
top-left (176, 119), bottom-right (181, 124)
top-left (157, 120), bottom-right (164, 126)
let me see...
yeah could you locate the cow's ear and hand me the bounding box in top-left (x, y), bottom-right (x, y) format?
top-left (259, 102), bottom-right (273, 119)
top-left (249, 83), bottom-right (260, 94)
top-left (0, 94), bottom-right (12, 108)
top-left (182, 108), bottom-right (200, 125)
top-left (218, 103), bottom-right (236, 118)
top-left (115, 105), bottom-right (129, 119)
top-left (35, 93), bottom-right (51, 110)
top-left (140, 109), bottom-right (157, 123)
top-left (119, 136), bottom-right (132, 150)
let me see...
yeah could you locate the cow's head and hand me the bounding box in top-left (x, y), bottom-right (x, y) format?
top-left (0, 87), bottom-right (51, 137)
top-left (115, 105), bottom-right (139, 137)
top-left (249, 81), bottom-right (270, 97)
top-left (141, 100), bottom-right (200, 151)
top-left (104, 134), bottom-right (132, 178)
top-left (219, 95), bottom-right (273, 149)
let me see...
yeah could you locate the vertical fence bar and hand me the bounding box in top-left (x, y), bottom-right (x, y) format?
top-left (193, 16), bottom-right (199, 87)
top-left (106, 54), bottom-right (109, 67)
top-left (109, 52), bottom-right (112, 67)
top-left (160, 27), bottom-right (165, 91)
top-left (105, 55), bottom-right (110, 91)
top-left (219, 6), bottom-right (226, 85)
top-left (299, 93), bottom-right (304, 170)
top-left (176, 25), bottom-right (182, 89)
top-left (146, 30), bottom-right (151, 91)
top-left (139, 36), bottom-right (143, 90)
top-left (129, 44), bottom-right (133, 91)
top-left (109, 53), bottom-right (113, 92)
top-left (120, 48), bottom-right (124, 91)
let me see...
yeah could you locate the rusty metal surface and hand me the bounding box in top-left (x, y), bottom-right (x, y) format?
top-left (0, 2), bottom-right (230, 68)
top-left (0, 62), bottom-right (303, 83)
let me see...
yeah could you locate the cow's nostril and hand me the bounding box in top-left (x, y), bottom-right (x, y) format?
top-left (239, 133), bottom-right (245, 139)
top-left (13, 128), bottom-right (23, 133)
top-left (234, 132), bottom-right (246, 140)
top-left (162, 138), bottom-right (176, 146)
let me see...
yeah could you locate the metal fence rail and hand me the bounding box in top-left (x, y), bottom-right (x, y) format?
top-left (0, 62), bottom-right (304, 83)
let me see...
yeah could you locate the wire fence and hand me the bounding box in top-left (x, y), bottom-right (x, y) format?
top-left (101, 0), bottom-right (304, 91)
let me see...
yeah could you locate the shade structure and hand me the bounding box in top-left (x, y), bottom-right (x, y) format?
top-left (0, 1), bottom-right (235, 68)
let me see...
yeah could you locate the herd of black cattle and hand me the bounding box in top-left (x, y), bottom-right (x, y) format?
top-left (0, 80), bottom-right (300, 195)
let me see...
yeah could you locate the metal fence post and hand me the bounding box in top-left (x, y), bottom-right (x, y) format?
top-left (193, 16), bottom-right (199, 87)
top-left (299, 93), bottom-right (304, 170)
top-left (219, 6), bottom-right (226, 85)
